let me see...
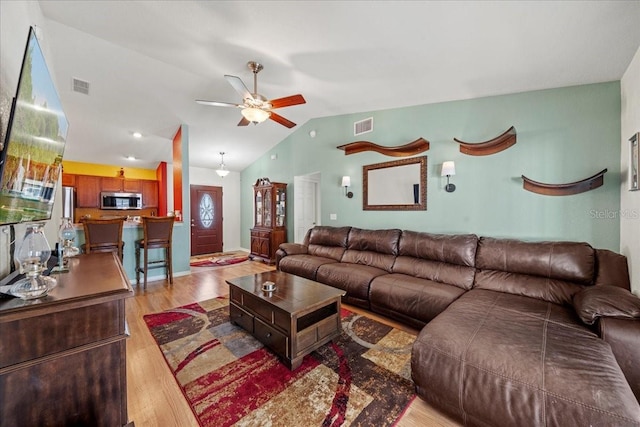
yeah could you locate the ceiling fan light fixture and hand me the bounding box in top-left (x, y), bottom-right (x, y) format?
top-left (241, 107), bottom-right (270, 123)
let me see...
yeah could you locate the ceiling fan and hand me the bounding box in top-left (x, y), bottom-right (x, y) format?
top-left (196, 61), bottom-right (306, 128)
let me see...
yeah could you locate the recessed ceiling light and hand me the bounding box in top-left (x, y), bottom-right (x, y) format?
top-left (132, 132), bottom-right (142, 139)
top-left (126, 156), bottom-right (136, 161)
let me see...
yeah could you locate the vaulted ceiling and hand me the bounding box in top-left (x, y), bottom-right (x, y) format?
top-left (34, 1), bottom-right (640, 172)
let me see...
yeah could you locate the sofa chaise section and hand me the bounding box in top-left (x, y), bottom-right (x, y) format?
top-left (411, 237), bottom-right (640, 426)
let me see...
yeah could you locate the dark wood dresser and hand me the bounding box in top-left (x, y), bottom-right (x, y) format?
top-left (0, 252), bottom-right (134, 427)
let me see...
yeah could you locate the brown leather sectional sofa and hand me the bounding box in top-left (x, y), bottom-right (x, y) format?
top-left (276, 225), bottom-right (640, 426)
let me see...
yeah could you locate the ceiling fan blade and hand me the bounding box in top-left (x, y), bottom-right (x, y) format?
top-left (237, 117), bottom-right (250, 126)
top-left (269, 112), bottom-right (296, 128)
top-left (196, 99), bottom-right (241, 108)
top-left (224, 75), bottom-right (253, 100)
top-left (269, 94), bottom-right (306, 109)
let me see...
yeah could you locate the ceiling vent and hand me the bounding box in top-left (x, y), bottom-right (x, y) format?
top-left (354, 117), bottom-right (373, 136)
top-left (72, 78), bottom-right (90, 95)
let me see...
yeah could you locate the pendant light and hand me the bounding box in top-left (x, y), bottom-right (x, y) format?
top-left (216, 152), bottom-right (230, 177)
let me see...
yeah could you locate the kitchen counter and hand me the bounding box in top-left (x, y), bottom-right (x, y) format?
top-left (71, 220), bottom-right (184, 283)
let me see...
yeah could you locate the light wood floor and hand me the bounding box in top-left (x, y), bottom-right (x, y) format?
top-left (126, 260), bottom-right (461, 427)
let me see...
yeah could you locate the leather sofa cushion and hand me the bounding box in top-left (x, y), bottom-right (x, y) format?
top-left (412, 289), bottom-right (640, 426)
top-left (474, 269), bottom-right (585, 306)
top-left (346, 227), bottom-right (401, 254)
top-left (278, 254), bottom-right (338, 281)
top-left (393, 257), bottom-right (475, 290)
top-left (308, 225), bottom-right (351, 247)
top-left (370, 273), bottom-right (465, 327)
top-left (307, 226), bottom-right (351, 261)
top-left (476, 237), bottom-right (595, 284)
top-left (398, 230), bottom-right (478, 267)
top-left (316, 263), bottom-right (388, 309)
top-left (341, 250), bottom-right (396, 272)
top-left (573, 285), bottom-right (640, 325)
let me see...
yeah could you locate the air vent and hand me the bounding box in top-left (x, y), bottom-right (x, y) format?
top-left (72, 77), bottom-right (90, 95)
top-left (354, 117), bottom-right (373, 136)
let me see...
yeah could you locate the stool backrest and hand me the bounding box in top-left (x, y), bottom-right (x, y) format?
top-left (83, 218), bottom-right (125, 258)
top-left (142, 216), bottom-right (175, 248)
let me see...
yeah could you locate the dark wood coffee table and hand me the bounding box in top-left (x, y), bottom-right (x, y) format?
top-left (227, 271), bottom-right (345, 370)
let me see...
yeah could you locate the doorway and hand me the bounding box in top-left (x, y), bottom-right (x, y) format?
top-left (190, 185), bottom-right (223, 255)
top-left (293, 172), bottom-right (321, 243)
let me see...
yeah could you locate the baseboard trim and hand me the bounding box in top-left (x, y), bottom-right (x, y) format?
top-left (128, 269), bottom-right (190, 285)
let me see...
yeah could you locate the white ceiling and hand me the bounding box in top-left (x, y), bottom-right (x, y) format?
top-left (36, 1), bottom-right (640, 172)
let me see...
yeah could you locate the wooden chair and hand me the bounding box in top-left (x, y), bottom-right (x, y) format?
top-left (82, 218), bottom-right (125, 261)
top-left (135, 216), bottom-right (175, 289)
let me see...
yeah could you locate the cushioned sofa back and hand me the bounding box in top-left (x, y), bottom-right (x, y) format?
top-left (474, 237), bottom-right (596, 305)
top-left (393, 231), bottom-right (478, 290)
top-left (306, 226), bottom-right (351, 261)
top-left (341, 228), bottom-right (400, 272)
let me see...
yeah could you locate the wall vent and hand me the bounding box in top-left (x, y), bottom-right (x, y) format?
top-left (354, 117), bottom-right (373, 136)
top-left (72, 78), bottom-right (90, 95)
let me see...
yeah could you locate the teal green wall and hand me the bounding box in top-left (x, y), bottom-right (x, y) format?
top-left (241, 82), bottom-right (621, 251)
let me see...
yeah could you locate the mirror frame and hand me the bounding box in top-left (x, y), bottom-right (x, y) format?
top-left (363, 156), bottom-right (427, 211)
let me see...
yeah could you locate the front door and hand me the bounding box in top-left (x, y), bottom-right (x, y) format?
top-left (190, 185), bottom-right (223, 255)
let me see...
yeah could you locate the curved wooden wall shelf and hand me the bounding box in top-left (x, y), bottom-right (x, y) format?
top-left (454, 126), bottom-right (517, 156)
top-left (521, 169), bottom-right (608, 196)
top-left (337, 137), bottom-right (430, 157)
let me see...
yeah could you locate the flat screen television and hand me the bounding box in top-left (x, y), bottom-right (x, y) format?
top-left (0, 27), bottom-right (69, 225)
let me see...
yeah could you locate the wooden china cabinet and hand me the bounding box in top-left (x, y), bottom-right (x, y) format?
top-left (250, 178), bottom-right (287, 264)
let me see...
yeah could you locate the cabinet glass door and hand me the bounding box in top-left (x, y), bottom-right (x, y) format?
top-left (276, 188), bottom-right (286, 227)
top-left (255, 191), bottom-right (263, 226)
top-left (264, 190), bottom-right (272, 227)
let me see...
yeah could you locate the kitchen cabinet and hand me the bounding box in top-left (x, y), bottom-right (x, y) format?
top-left (67, 173), bottom-right (158, 210)
top-left (249, 177), bottom-right (287, 264)
top-left (61, 173), bottom-right (76, 187)
top-left (76, 175), bottom-right (101, 208)
top-left (141, 180), bottom-right (158, 208)
top-left (101, 177), bottom-right (142, 193)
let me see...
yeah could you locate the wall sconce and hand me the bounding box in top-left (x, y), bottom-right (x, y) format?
top-left (341, 176), bottom-right (354, 198)
top-left (441, 161), bottom-right (456, 192)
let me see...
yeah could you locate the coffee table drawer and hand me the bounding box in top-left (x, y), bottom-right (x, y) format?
top-left (230, 303), bottom-right (254, 333)
top-left (244, 293), bottom-right (274, 321)
top-left (296, 313), bottom-right (340, 356)
top-left (255, 318), bottom-right (288, 358)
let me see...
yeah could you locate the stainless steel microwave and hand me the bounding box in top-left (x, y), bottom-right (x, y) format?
top-left (101, 192), bottom-right (143, 210)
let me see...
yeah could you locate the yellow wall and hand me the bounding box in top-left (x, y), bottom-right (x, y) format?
top-left (62, 161), bottom-right (156, 180)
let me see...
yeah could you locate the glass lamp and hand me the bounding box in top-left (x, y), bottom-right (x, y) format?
top-left (10, 222), bottom-right (57, 299)
top-left (59, 217), bottom-right (79, 259)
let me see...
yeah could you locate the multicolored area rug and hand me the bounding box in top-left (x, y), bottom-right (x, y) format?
top-left (190, 252), bottom-right (249, 267)
top-left (144, 298), bottom-right (417, 427)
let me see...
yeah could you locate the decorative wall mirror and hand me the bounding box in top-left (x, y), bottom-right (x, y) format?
top-left (363, 156), bottom-right (427, 210)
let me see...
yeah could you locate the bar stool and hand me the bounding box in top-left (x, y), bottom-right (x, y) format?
top-left (82, 218), bottom-right (125, 261)
top-left (135, 216), bottom-right (175, 289)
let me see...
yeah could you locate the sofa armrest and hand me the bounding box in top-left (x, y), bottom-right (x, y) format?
top-left (278, 243), bottom-right (308, 256)
top-left (275, 243), bottom-right (308, 270)
top-left (598, 318), bottom-right (640, 402)
top-left (573, 285), bottom-right (640, 325)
